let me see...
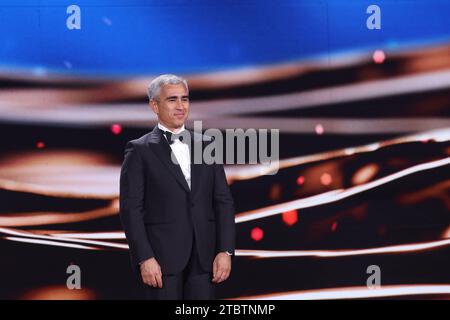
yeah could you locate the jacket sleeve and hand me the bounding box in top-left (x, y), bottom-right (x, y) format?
top-left (119, 141), bottom-right (154, 267)
top-left (213, 161), bottom-right (236, 256)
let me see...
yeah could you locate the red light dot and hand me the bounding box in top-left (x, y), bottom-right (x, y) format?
top-left (296, 176), bottom-right (305, 186)
top-left (320, 173), bottom-right (332, 186)
top-left (282, 210), bottom-right (298, 226)
top-left (315, 124), bottom-right (324, 135)
top-left (111, 123), bottom-right (122, 135)
top-left (251, 227), bottom-right (264, 242)
top-left (373, 50), bottom-right (386, 64)
top-left (36, 141), bottom-right (45, 149)
top-left (331, 221), bottom-right (338, 232)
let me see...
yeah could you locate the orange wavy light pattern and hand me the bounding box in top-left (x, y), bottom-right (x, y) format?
top-left (0, 150), bottom-right (119, 199)
top-left (0, 199), bottom-right (119, 227)
top-left (20, 285), bottom-right (97, 300)
top-left (443, 226), bottom-right (450, 239)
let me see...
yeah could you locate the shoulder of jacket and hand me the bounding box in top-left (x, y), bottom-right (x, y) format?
top-left (125, 132), bottom-right (151, 150)
top-left (189, 130), bottom-right (215, 143)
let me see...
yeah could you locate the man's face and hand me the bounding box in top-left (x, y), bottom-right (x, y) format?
top-left (150, 83), bottom-right (189, 131)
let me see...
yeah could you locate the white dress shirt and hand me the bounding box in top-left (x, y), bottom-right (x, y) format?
top-left (158, 122), bottom-right (191, 189)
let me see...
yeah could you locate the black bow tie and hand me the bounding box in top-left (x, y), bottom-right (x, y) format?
top-left (160, 129), bottom-right (186, 145)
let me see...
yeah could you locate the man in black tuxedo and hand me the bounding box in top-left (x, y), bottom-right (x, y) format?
top-left (119, 74), bottom-right (235, 299)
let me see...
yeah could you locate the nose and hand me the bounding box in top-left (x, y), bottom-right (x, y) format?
top-left (176, 98), bottom-right (183, 109)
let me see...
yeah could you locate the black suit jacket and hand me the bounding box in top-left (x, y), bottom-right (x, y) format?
top-left (119, 126), bottom-right (235, 275)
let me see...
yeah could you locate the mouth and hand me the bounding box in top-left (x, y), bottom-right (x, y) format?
top-left (174, 113), bottom-right (185, 118)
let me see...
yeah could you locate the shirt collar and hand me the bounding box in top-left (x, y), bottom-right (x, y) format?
top-left (157, 122), bottom-right (185, 134)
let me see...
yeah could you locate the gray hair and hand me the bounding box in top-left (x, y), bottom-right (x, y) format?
top-left (147, 74), bottom-right (189, 101)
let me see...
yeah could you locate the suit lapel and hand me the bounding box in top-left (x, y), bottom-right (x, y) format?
top-left (147, 126), bottom-right (191, 193)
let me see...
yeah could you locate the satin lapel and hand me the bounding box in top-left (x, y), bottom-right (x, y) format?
top-left (147, 126), bottom-right (191, 193)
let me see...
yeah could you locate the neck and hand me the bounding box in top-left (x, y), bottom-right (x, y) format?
top-left (158, 121), bottom-right (184, 133)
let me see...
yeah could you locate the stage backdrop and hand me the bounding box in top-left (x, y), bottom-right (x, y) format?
top-left (0, 0), bottom-right (449, 299)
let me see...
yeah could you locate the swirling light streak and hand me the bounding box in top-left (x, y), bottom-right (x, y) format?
top-left (3, 237), bottom-right (99, 250)
top-left (3, 228), bottom-right (450, 259)
top-left (53, 231), bottom-right (125, 240)
top-left (0, 227), bottom-right (128, 250)
top-left (199, 117), bottom-right (450, 134)
top-left (3, 68), bottom-right (450, 121)
top-left (235, 156), bottom-right (450, 223)
top-left (192, 69), bottom-right (450, 117)
top-left (237, 238), bottom-right (450, 259)
top-left (1, 156), bottom-right (448, 251)
top-left (231, 285), bottom-right (450, 300)
top-left (226, 127), bottom-right (450, 180)
top-left (0, 129), bottom-right (447, 199)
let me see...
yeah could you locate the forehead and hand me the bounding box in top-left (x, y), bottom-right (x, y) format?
top-left (160, 83), bottom-right (188, 97)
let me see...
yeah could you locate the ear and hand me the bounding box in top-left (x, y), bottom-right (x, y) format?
top-left (150, 100), bottom-right (159, 115)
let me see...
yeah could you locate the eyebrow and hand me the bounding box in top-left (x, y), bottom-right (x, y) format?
top-left (165, 95), bottom-right (189, 100)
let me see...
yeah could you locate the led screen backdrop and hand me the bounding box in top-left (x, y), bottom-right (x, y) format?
top-left (0, 0), bottom-right (449, 299)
